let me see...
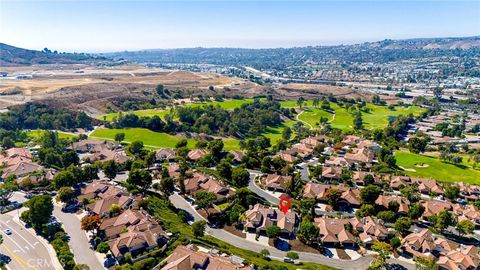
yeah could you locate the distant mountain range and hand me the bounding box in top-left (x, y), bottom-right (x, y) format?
top-left (2, 36), bottom-right (480, 67)
top-left (0, 43), bottom-right (108, 66)
top-left (102, 36), bottom-right (480, 69)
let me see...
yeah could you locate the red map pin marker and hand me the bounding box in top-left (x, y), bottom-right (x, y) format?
top-left (279, 197), bottom-right (291, 214)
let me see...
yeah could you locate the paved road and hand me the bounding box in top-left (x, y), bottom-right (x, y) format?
top-left (247, 170), bottom-right (280, 204)
top-left (169, 192), bottom-right (415, 270)
top-left (0, 210), bottom-right (61, 270)
top-left (53, 205), bottom-right (105, 270)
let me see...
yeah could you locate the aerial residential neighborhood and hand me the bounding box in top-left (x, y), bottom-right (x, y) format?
top-left (1, 1), bottom-right (480, 270)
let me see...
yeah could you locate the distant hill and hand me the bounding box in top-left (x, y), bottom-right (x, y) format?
top-left (0, 43), bottom-right (108, 66)
top-left (103, 36), bottom-right (480, 68)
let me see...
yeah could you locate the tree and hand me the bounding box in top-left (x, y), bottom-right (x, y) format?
top-left (266, 225), bottom-right (281, 239)
top-left (377, 211), bottom-right (396, 223)
top-left (415, 256), bottom-right (438, 270)
top-left (356, 204), bottom-right (376, 218)
top-left (260, 248), bottom-right (270, 259)
top-left (127, 140), bottom-right (144, 156)
top-left (388, 200), bottom-right (400, 213)
top-left (109, 204), bottom-right (121, 216)
top-left (217, 159), bottom-right (232, 180)
top-left (434, 210), bottom-right (455, 232)
top-left (61, 151), bottom-right (79, 168)
top-left (127, 169), bottom-right (152, 192)
top-left (286, 251), bottom-right (299, 260)
top-left (39, 130), bottom-right (59, 149)
top-left (25, 195), bottom-right (53, 229)
top-left (390, 236), bottom-right (401, 250)
top-left (231, 167), bottom-right (250, 187)
top-left (282, 127), bottom-right (292, 141)
top-left (0, 184), bottom-right (14, 207)
top-left (360, 185), bottom-right (381, 205)
top-left (408, 137), bottom-right (428, 154)
top-left (144, 151), bottom-right (156, 168)
top-left (53, 170), bottom-right (77, 189)
top-left (394, 217), bottom-right (412, 236)
top-left (227, 204), bottom-right (245, 225)
top-left (433, 87), bottom-right (443, 100)
top-left (80, 214), bottom-right (101, 235)
top-left (159, 177), bottom-right (175, 196)
top-left (194, 191), bottom-right (217, 211)
top-left (114, 133), bottom-right (125, 145)
top-left (371, 241), bottom-right (391, 269)
top-left (363, 174), bottom-right (375, 186)
top-left (325, 189), bottom-right (342, 209)
top-left (401, 187), bottom-right (420, 203)
top-left (2, 137), bottom-right (14, 149)
top-left (156, 84), bottom-right (165, 96)
top-left (56, 187), bottom-right (75, 203)
top-left (192, 220), bottom-right (206, 238)
top-left (96, 242), bottom-right (110, 253)
top-left (296, 97), bottom-right (305, 108)
top-left (102, 160), bottom-right (117, 180)
top-left (456, 219), bottom-right (474, 236)
top-left (175, 139), bottom-right (188, 149)
top-left (353, 112), bottom-right (363, 130)
top-left (207, 139), bottom-right (224, 160)
top-left (444, 185), bottom-right (460, 201)
top-left (297, 221), bottom-right (319, 245)
top-left (407, 203), bottom-right (425, 220)
top-left (297, 198), bottom-right (316, 220)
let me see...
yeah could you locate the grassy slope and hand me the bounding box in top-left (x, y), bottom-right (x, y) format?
top-left (91, 100), bottom-right (424, 152)
top-left (362, 104), bottom-right (424, 130)
top-left (90, 127), bottom-right (241, 151)
top-left (395, 151), bottom-right (480, 185)
top-left (27, 130), bottom-right (77, 140)
top-left (298, 103), bottom-right (424, 131)
top-left (262, 120), bottom-right (296, 144)
top-left (90, 128), bottom-right (197, 149)
top-left (97, 99), bottom-right (256, 121)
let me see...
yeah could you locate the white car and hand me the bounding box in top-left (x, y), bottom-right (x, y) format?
top-left (3, 229), bottom-right (12, 235)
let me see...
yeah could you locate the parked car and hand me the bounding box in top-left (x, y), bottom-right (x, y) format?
top-left (3, 229), bottom-right (12, 235)
top-left (62, 203), bottom-right (79, 213)
top-left (47, 217), bottom-right (61, 227)
top-left (283, 257), bottom-right (293, 263)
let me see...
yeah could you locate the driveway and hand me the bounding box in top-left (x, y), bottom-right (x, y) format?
top-left (247, 170), bottom-right (280, 204)
top-left (0, 210), bottom-right (61, 270)
top-left (168, 191), bottom-right (415, 270)
top-left (53, 205), bottom-right (105, 270)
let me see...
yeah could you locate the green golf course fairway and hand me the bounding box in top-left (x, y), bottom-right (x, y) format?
top-left (395, 151), bottom-right (480, 185)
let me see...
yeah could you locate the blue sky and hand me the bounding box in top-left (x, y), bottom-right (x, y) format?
top-left (1, 1), bottom-right (479, 52)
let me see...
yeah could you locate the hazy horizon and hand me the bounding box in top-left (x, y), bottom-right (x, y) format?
top-left (1, 1), bottom-right (479, 53)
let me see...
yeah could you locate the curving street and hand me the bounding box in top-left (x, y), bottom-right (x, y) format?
top-left (169, 192), bottom-right (414, 270)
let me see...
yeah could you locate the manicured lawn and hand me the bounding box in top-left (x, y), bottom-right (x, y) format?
top-left (297, 108), bottom-right (334, 128)
top-left (362, 104), bottom-right (424, 130)
top-left (285, 101), bottom-right (424, 131)
top-left (395, 151), bottom-right (480, 185)
top-left (27, 129), bottom-right (77, 140)
top-left (90, 128), bottom-right (197, 149)
top-left (329, 103), bottom-right (354, 130)
top-left (262, 120), bottom-right (296, 144)
top-left (96, 99), bottom-right (256, 121)
top-left (280, 100), bottom-right (314, 108)
top-left (90, 128), bottom-right (242, 151)
top-left (99, 108), bottom-right (173, 122)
